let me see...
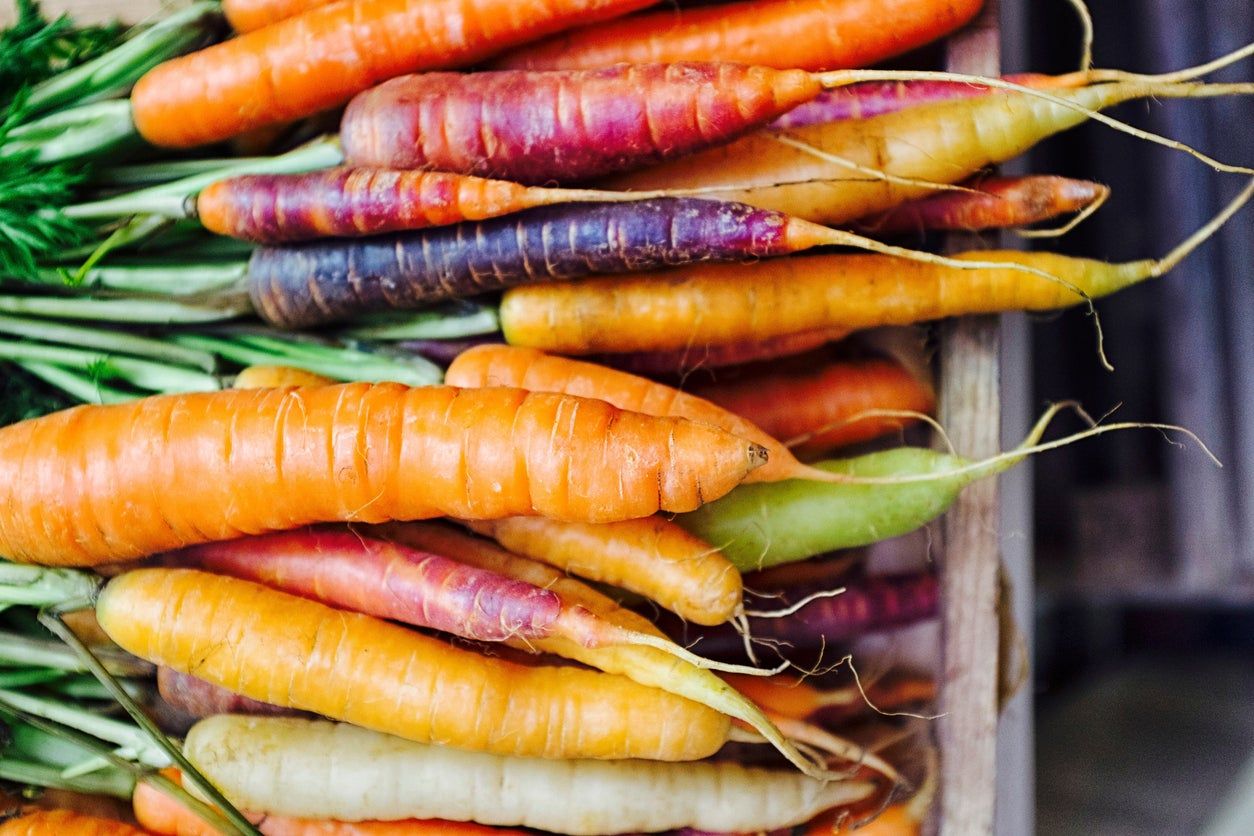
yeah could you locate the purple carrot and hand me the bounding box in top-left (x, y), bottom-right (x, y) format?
top-left (340, 64), bottom-right (823, 184)
top-left (248, 197), bottom-right (841, 329)
top-left (160, 527), bottom-right (563, 642)
top-left (158, 666), bottom-right (304, 720)
top-left (667, 572), bottom-right (939, 663)
top-left (769, 73), bottom-right (1069, 129)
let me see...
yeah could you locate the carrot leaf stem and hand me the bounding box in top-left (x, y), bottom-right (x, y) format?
top-left (30, 261), bottom-right (248, 296)
top-left (0, 755), bottom-right (135, 799)
top-left (38, 610), bottom-right (263, 836)
top-left (19, 2), bottom-right (223, 119)
top-left (342, 304), bottom-right (502, 341)
top-left (0, 339), bottom-right (222, 393)
top-left (0, 293), bottom-right (251, 323)
top-left (0, 564), bottom-right (98, 607)
top-left (0, 313), bottom-right (217, 370)
top-left (0, 629), bottom-right (152, 677)
top-left (62, 135), bottom-right (345, 220)
top-left (16, 360), bottom-right (138, 404)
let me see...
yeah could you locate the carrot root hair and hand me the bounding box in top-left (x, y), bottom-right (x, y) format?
top-left (785, 409), bottom-right (956, 456)
top-left (1016, 181), bottom-right (1111, 238)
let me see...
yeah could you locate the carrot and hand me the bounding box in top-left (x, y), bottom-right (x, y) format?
top-left (161, 528), bottom-right (566, 642)
top-left (0, 384), bottom-right (766, 566)
top-left (445, 344), bottom-right (846, 484)
top-left (691, 357), bottom-right (936, 457)
top-left (674, 406), bottom-right (1098, 569)
top-left (769, 73), bottom-right (1077, 130)
top-left (340, 64), bottom-right (821, 184)
top-left (222, 0), bottom-right (327, 33)
top-left (680, 573), bottom-right (941, 663)
top-left (134, 768), bottom-right (522, 836)
top-left (98, 568), bottom-right (731, 761)
top-left (196, 167), bottom-right (766, 243)
top-left (375, 522), bottom-right (857, 779)
top-left (603, 81), bottom-right (1247, 225)
top-left (130, 0), bottom-right (659, 148)
top-left (600, 328), bottom-right (850, 378)
top-left (850, 175), bottom-right (1110, 236)
top-left (232, 365), bottom-right (334, 388)
top-left (499, 177), bottom-right (1254, 353)
top-left (183, 715), bottom-right (874, 834)
top-left (465, 516), bottom-right (742, 625)
top-left (492, 0), bottom-right (985, 71)
top-left (159, 665), bottom-right (304, 719)
top-left (0, 810), bottom-right (147, 836)
top-left (249, 196), bottom-right (988, 330)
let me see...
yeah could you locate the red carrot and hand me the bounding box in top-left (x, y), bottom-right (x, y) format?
top-left (597, 328), bottom-right (850, 376)
top-left (340, 64), bottom-right (822, 184)
top-left (691, 356), bottom-right (936, 457)
top-left (851, 175), bottom-right (1109, 236)
top-left (131, 0), bottom-right (659, 148)
top-left (493, 0), bottom-right (985, 72)
top-left (161, 528), bottom-right (563, 642)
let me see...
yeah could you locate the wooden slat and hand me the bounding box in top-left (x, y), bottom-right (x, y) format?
top-left (937, 2), bottom-right (1003, 834)
top-left (0, 0), bottom-right (165, 24)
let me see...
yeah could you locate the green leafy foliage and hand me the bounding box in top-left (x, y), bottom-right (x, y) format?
top-left (0, 0), bottom-right (123, 111)
top-left (0, 362), bottom-right (70, 425)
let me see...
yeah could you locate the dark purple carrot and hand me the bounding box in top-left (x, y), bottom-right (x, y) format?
top-left (161, 527), bottom-right (563, 642)
top-left (401, 335), bottom-right (506, 366)
top-left (249, 196), bottom-right (1022, 330)
top-left (197, 167), bottom-right (727, 244)
top-left (851, 175), bottom-right (1110, 236)
top-left (768, 73), bottom-right (1079, 129)
top-left (158, 666), bottom-right (304, 719)
top-left (669, 572), bottom-right (940, 663)
top-left (340, 63), bottom-right (823, 185)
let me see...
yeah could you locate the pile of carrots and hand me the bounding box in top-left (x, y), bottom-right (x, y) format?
top-left (0, 0), bottom-right (1251, 833)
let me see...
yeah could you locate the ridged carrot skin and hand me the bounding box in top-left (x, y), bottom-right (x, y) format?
top-left (198, 168), bottom-right (675, 243)
top-left (692, 357), bottom-right (936, 457)
top-left (499, 250), bottom-right (1155, 353)
top-left (468, 516), bottom-right (742, 625)
top-left (99, 569), bottom-right (730, 761)
top-left (0, 810), bottom-right (147, 836)
top-left (769, 73), bottom-right (1067, 129)
top-left (340, 64), bottom-right (821, 184)
top-left (134, 768), bottom-right (525, 836)
top-left (158, 666), bottom-right (303, 719)
top-left (248, 198), bottom-right (808, 329)
top-left (131, 0), bottom-right (658, 147)
top-left (494, 0), bottom-right (985, 71)
top-left (0, 384), bottom-right (767, 566)
top-left (852, 175), bottom-right (1109, 236)
top-left (163, 528), bottom-right (562, 641)
top-left (446, 344), bottom-right (814, 484)
top-left (601, 328), bottom-right (850, 375)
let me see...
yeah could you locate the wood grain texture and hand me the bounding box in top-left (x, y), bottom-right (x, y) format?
top-left (936, 2), bottom-right (1004, 834)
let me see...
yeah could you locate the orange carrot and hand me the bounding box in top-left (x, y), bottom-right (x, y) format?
top-left (0, 384), bottom-right (766, 566)
top-left (691, 357), bottom-right (936, 457)
top-left (851, 175), bottom-right (1109, 236)
top-left (721, 673), bottom-right (937, 723)
top-left (467, 516), bottom-right (742, 625)
top-left (222, 0), bottom-right (327, 33)
top-left (444, 344), bottom-right (831, 484)
top-left (0, 810), bottom-right (147, 836)
top-left (493, 0), bottom-right (985, 71)
top-left (98, 568), bottom-right (731, 761)
top-left (130, 0), bottom-right (658, 148)
top-left (134, 769), bottom-right (521, 836)
top-left (232, 365), bottom-right (335, 388)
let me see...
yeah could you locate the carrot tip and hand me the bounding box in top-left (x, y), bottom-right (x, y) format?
top-left (748, 444), bottom-right (770, 471)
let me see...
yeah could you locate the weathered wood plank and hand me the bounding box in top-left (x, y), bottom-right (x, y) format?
top-left (937, 2), bottom-right (1004, 833)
